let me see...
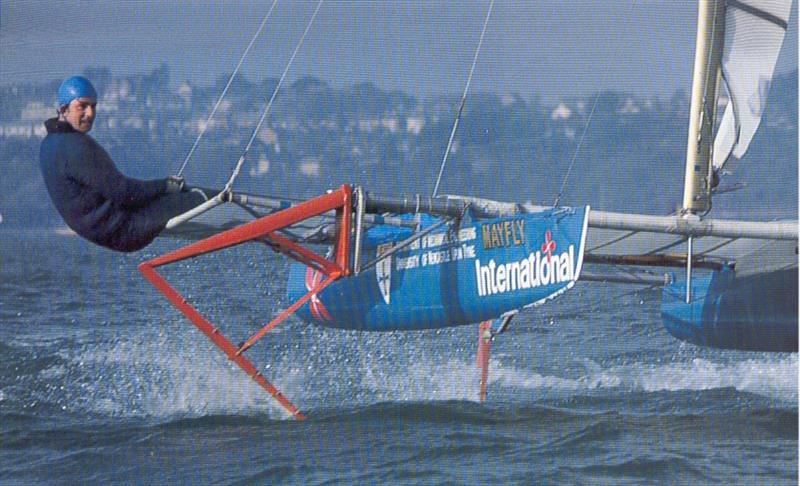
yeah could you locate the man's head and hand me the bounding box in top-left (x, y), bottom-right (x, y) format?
top-left (57, 76), bottom-right (98, 133)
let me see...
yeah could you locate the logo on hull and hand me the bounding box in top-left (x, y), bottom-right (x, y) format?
top-left (304, 268), bottom-right (333, 322)
top-left (475, 231), bottom-right (576, 297)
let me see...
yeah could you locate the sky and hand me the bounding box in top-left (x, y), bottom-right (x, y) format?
top-left (1, 1), bottom-right (797, 102)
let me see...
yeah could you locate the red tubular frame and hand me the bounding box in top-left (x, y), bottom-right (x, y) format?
top-left (138, 185), bottom-right (353, 420)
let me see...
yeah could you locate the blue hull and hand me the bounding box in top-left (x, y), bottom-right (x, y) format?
top-left (661, 266), bottom-right (798, 352)
top-left (288, 207), bottom-right (589, 331)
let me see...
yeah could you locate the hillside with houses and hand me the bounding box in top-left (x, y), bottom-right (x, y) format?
top-left (0, 67), bottom-right (796, 228)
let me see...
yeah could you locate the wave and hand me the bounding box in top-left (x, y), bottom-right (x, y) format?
top-left (490, 355), bottom-right (798, 404)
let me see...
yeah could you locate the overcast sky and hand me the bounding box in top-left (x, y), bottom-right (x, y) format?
top-left (2, 1), bottom-right (797, 102)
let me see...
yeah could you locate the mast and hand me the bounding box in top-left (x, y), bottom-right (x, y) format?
top-left (682, 0), bottom-right (727, 214)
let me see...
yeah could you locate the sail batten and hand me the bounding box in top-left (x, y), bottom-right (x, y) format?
top-left (712, 0), bottom-right (793, 170)
top-left (728, 0), bottom-right (790, 29)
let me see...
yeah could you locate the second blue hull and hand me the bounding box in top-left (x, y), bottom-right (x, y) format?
top-left (661, 266), bottom-right (798, 352)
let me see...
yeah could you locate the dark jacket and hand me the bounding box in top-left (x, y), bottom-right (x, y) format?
top-left (39, 118), bottom-right (170, 251)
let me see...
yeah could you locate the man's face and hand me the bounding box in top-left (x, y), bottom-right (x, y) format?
top-left (61, 97), bottom-right (97, 133)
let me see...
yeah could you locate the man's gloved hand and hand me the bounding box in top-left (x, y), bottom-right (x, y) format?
top-left (166, 175), bottom-right (186, 193)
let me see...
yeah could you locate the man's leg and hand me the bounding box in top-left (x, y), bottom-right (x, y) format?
top-left (109, 188), bottom-right (211, 251)
top-left (138, 187), bottom-right (211, 225)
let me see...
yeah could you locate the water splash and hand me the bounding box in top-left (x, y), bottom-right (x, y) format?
top-left (358, 357), bottom-right (482, 403)
top-left (48, 326), bottom-right (298, 420)
top-left (18, 309), bottom-right (797, 420)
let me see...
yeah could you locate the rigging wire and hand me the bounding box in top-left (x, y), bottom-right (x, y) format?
top-left (431, 0), bottom-right (495, 199)
top-left (553, 0), bottom-right (638, 207)
top-left (225, 0), bottom-right (324, 191)
top-left (177, 0), bottom-right (279, 177)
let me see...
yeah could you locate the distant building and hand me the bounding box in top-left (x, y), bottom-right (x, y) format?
top-left (21, 102), bottom-right (53, 122)
top-left (359, 118), bottom-right (380, 132)
top-left (98, 101), bottom-right (119, 113)
top-left (406, 116), bottom-right (425, 135)
top-left (551, 103), bottom-right (571, 121)
top-left (617, 98), bottom-right (640, 114)
top-left (107, 79), bottom-right (135, 102)
top-left (249, 157), bottom-right (270, 177)
top-left (0, 123), bottom-right (46, 138)
top-left (501, 93), bottom-right (520, 106)
top-left (178, 82), bottom-right (192, 105)
top-left (123, 116), bottom-right (144, 130)
top-left (381, 117), bottom-right (399, 133)
top-left (257, 126), bottom-right (278, 146)
top-left (299, 156), bottom-right (321, 176)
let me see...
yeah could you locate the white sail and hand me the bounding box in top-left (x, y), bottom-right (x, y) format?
top-left (712, 0), bottom-right (794, 170)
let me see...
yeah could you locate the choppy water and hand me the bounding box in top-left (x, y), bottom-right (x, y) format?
top-left (1, 231), bottom-right (796, 485)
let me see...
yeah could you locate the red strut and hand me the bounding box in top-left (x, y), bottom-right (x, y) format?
top-left (476, 321), bottom-right (492, 402)
top-left (138, 185), bottom-right (353, 420)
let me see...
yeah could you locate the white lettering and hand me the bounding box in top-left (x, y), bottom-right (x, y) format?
top-left (488, 260), bottom-right (497, 294)
top-left (475, 246), bottom-right (577, 297)
top-left (520, 257), bottom-right (531, 288)
top-left (558, 248), bottom-right (571, 281)
top-left (459, 227), bottom-right (477, 242)
top-left (496, 263), bottom-right (507, 293)
top-left (481, 260), bottom-right (494, 296)
top-left (475, 259), bottom-right (484, 296)
top-left (540, 253), bottom-right (550, 286)
top-left (463, 244), bottom-right (476, 258)
top-left (396, 255), bottom-right (419, 270)
top-left (507, 261), bottom-right (520, 291)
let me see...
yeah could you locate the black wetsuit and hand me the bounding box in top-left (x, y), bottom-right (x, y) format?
top-left (39, 118), bottom-right (206, 252)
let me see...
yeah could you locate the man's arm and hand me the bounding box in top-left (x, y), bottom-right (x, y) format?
top-left (67, 137), bottom-right (169, 209)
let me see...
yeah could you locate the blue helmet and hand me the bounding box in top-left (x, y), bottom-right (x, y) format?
top-left (57, 76), bottom-right (98, 107)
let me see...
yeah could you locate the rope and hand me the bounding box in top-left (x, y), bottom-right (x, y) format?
top-left (432, 0), bottom-right (495, 198)
top-left (226, 0), bottom-right (324, 191)
top-left (177, 0), bottom-right (279, 177)
top-left (554, 0), bottom-right (638, 207)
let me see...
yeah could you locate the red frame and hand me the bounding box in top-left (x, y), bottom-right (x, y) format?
top-left (138, 185), bottom-right (353, 420)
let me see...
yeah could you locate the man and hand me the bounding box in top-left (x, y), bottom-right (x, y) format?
top-left (40, 76), bottom-right (209, 252)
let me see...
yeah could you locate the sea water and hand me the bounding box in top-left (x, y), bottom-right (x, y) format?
top-left (0, 231), bottom-right (796, 484)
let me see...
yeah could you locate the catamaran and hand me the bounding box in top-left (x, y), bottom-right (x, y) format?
top-left (138, 0), bottom-right (797, 419)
